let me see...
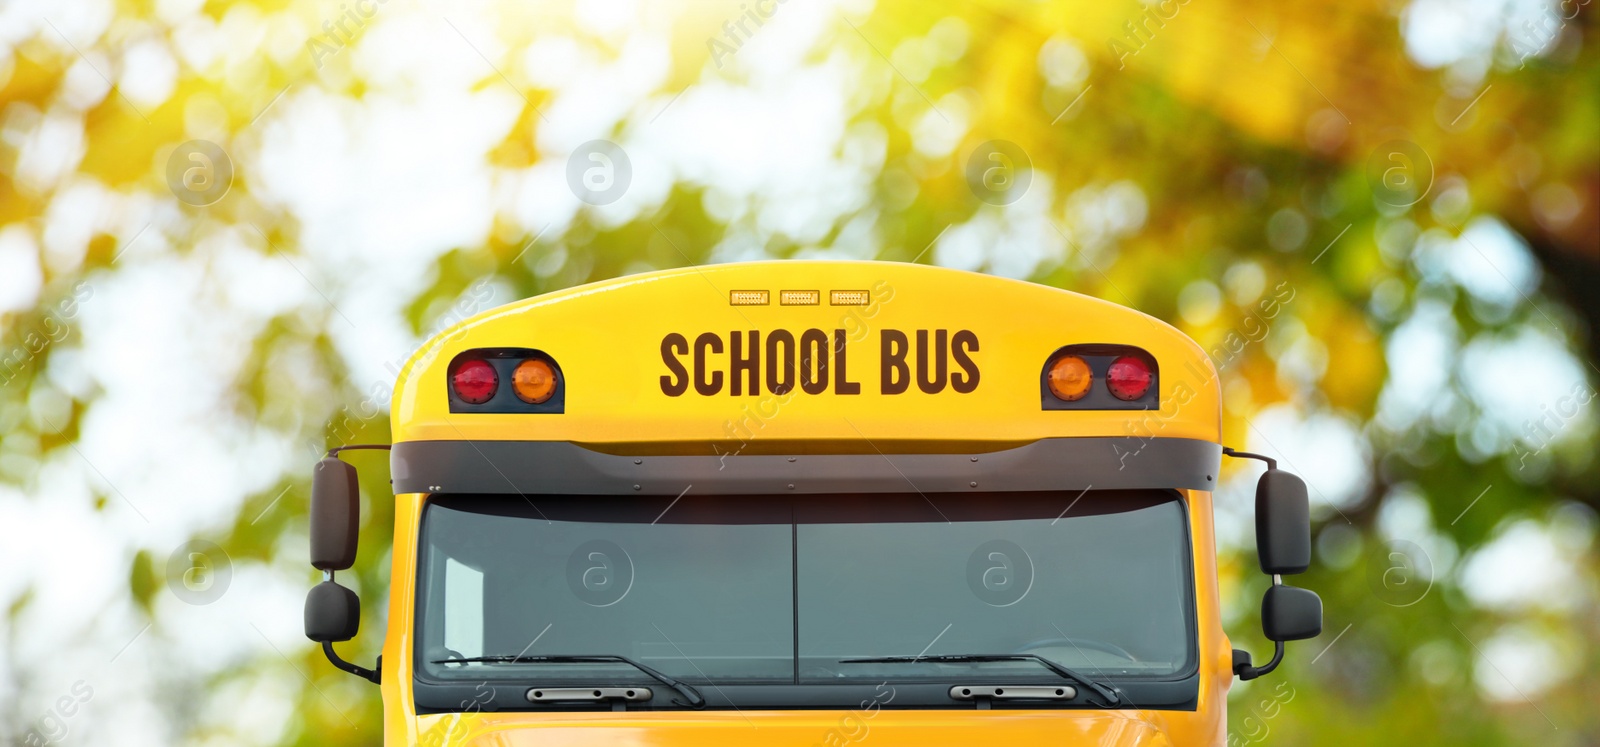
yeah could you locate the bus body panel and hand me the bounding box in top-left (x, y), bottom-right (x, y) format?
top-left (410, 709), bottom-right (1188, 746)
top-left (377, 261), bottom-right (1234, 745)
top-left (383, 492), bottom-right (422, 744)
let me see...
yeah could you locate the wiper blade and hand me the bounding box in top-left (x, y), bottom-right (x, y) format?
top-left (436, 654), bottom-right (706, 707)
top-left (839, 654), bottom-right (1120, 705)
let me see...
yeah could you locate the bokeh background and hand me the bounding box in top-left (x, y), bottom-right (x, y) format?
top-left (1, 0), bottom-right (1597, 744)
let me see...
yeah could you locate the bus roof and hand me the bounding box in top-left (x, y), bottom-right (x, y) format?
top-left (390, 260), bottom-right (1219, 453)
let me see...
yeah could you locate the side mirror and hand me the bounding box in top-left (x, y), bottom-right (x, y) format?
top-left (305, 580), bottom-right (360, 643)
top-left (1225, 449), bottom-right (1321, 681)
top-left (1262, 585), bottom-right (1322, 642)
top-left (305, 450), bottom-right (382, 684)
top-left (1255, 468), bottom-right (1310, 575)
top-left (1235, 583), bottom-right (1323, 680)
top-left (311, 457), bottom-right (359, 570)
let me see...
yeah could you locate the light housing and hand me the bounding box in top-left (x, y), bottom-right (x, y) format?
top-left (1039, 345), bottom-right (1158, 411)
top-left (447, 349), bottom-right (565, 413)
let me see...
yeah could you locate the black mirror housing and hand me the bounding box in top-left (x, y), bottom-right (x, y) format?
top-left (1255, 469), bottom-right (1311, 575)
top-left (1262, 585), bottom-right (1322, 642)
top-left (311, 457), bottom-right (359, 571)
top-left (305, 580), bottom-right (361, 643)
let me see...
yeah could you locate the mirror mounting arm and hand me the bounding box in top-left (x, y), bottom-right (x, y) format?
top-left (326, 444), bottom-right (392, 458)
top-left (322, 641), bottom-right (380, 684)
top-left (1222, 446), bottom-right (1277, 470)
top-left (1233, 641), bottom-right (1284, 681)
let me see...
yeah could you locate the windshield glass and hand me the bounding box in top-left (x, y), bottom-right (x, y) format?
top-left (415, 490), bottom-right (1194, 687)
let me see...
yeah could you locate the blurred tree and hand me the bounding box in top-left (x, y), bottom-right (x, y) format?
top-left (0, 0), bottom-right (1595, 745)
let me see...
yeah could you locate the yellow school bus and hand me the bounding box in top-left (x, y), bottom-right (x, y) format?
top-left (303, 260), bottom-right (1322, 746)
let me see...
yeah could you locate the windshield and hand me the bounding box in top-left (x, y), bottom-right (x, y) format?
top-left (415, 490), bottom-right (1195, 691)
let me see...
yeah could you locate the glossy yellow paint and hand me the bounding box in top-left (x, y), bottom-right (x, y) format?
top-left (390, 261), bottom-right (1222, 451)
top-left (379, 261), bottom-right (1234, 746)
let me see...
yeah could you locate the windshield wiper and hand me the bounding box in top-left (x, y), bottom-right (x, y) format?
top-left (435, 654), bottom-right (706, 707)
top-left (839, 654), bottom-right (1120, 706)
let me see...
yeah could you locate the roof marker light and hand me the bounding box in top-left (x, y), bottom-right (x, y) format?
top-left (830, 290), bottom-right (870, 306)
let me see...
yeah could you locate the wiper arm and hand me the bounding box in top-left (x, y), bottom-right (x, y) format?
top-left (839, 654), bottom-right (1121, 706)
top-left (436, 654), bottom-right (706, 707)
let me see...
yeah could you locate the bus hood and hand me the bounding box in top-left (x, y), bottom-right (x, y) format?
top-left (415, 710), bottom-right (1190, 747)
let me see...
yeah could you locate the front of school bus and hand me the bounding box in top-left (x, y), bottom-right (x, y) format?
top-left (300, 260), bottom-right (1322, 747)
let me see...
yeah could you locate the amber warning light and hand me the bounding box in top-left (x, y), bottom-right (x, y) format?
top-left (1047, 355), bottom-right (1092, 401)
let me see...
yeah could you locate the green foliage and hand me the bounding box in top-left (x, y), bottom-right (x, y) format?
top-left (0, 0), bottom-right (1595, 744)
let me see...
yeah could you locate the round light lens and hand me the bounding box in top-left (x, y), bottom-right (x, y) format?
top-left (452, 359), bottom-right (498, 404)
top-left (512, 359), bottom-right (557, 404)
top-left (1047, 355), bottom-right (1093, 401)
top-left (1107, 355), bottom-right (1153, 401)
